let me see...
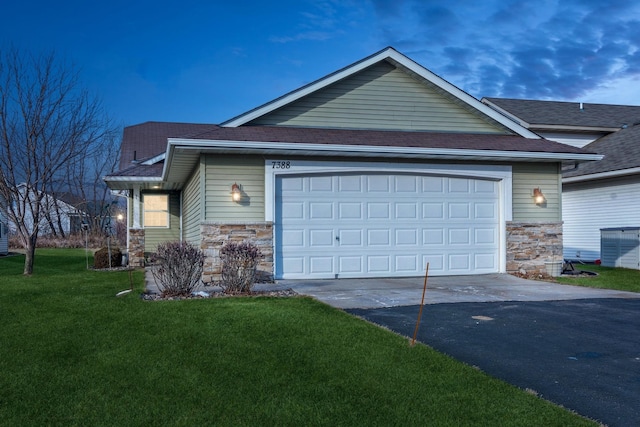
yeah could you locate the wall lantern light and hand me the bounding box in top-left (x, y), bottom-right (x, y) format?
top-left (231, 183), bottom-right (242, 202)
top-left (533, 187), bottom-right (546, 205)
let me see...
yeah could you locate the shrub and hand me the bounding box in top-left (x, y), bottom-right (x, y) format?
top-left (94, 247), bottom-right (123, 269)
top-left (219, 241), bottom-right (263, 294)
top-left (149, 241), bottom-right (204, 297)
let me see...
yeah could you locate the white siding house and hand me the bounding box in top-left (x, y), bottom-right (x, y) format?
top-left (483, 98), bottom-right (640, 261)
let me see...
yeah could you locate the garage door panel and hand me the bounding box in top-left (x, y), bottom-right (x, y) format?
top-left (276, 173), bottom-right (500, 279)
top-left (282, 257), bottom-right (305, 275)
top-left (449, 178), bottom-right (471, 193)
top-left (339, 229), bottom-right (362, 246)
top-left (395, 175), bottom-right (417, 192)
top-left (309, 176), bottom-right (332, 191)
top-left (338, 175), bottom-right (362, 191)
top-left (368, 229), bottom-right (391, 246)
top-left (475, 202), bottom-right (497, 219)
top-left (475, 253), bottom-right (497, 270)
top-left (368, 255), bottom-right (391, 273)
top-left (282, 202), bottom-right (304, 219)
top-left (423, 254), bottom-right (445, 272)
top-left (449, 254), bottom-right (471, 271)
top-left (396, 203), bottom-right (417, 218)
top-left (395, 255), bottom-right (418, 272)
top-left (422, 176), bottom-right (445, 193)
top-left (368, 203), bottom-right (391, 219)
top-left (423, 203), bottom-right (445, 219)
top-left (310, 256), bottom-right (333, 274)
top-left (449, 203), bottom-right (471, 219)
top-left (310, 202), bottom-right (333, 219)
top-left (339, 202), bottom-right (362, 219)
top-left (423, 229), bottom-right (444, 245)
top-left (396, 229), bottom-right (418, 245)
top-left (339, 256), bottom-right (363, 273)
top-left (367, 175), bottom-right (390, 192)
top-left (475, 228), bottom-right (497, 245)
top-left (309, 229), bottom-right (333, 246)
top-left (282, 229), bottom-right (305, 247)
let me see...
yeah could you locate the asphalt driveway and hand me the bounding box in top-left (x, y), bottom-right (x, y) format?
top-left (281, 275), bottom-right (640, 426)
top-left (347, 299), bottom-right (640, 427)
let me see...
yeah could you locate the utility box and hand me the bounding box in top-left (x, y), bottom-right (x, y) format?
top-left (600, 227), bottom-right (640, 269)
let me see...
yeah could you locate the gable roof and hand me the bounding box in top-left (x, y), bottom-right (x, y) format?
top-left (222, 47), bottom-right (540, 139)
top-left (564, 123), bottom-right (640, 182)
top-left (118, 122), bottom-right (219, 170)
top-left (482, 97), bottom-right (640, 131)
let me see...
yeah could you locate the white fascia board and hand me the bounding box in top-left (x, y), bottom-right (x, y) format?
top-left (141, 153), bottom-right (166, 165)
top-left (532, 124), bottom-right (620, 132)
top-left (221, 48), bottom-right (399, 127)
top-left (166, 138), bottom-right (603, 165)
top-left (221, 48), bottom-right (540, 139)
top-left (563, 167), bottom-right (640, 184)
top-left (386, 52), bottom-right (540, 139)
top-left (480, 99), bottom-right (532, 128)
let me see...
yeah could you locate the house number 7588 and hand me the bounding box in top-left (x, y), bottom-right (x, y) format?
top-left (272, 161), bottom-right (291, 169)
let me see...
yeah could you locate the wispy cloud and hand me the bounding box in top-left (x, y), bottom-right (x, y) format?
top-left (369, 0), bottom-right (640, 101)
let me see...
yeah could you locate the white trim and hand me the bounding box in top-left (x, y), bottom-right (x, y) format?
top-left (132, 186), bottom-right (141, 229)
top-left (264, 160), bottom-right (512, 274)
top-left (164, 139), bottom-right (601, 186)
top-left (222, 48), bottom-right (541, 139)
top-left (141, 153), bottom-right (166, 165)
top-left (563, 167), bottom-right (640, 184)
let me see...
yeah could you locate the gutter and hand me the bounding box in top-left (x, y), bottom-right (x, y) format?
top-left (563, 166), bottom-right (640, 184)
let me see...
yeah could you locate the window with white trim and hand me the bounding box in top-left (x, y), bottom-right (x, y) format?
top-left (143, 194), bottom-right (169, 228)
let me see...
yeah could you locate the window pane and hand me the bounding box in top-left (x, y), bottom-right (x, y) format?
top-left (146, 195), bottom-right (168, 211)
top-left (145, 211), bottom-right (168, 227)
top-left (144, 195), bottom-right (169, 227)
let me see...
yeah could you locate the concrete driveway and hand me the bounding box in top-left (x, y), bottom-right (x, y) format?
top-left (279, 273), bottom-right (640, 309)
top-left (282, 275), bottom-right (640, 426)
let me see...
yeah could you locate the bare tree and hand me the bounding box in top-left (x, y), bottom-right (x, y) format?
top-left (0, 48), bottom-right (114, 274)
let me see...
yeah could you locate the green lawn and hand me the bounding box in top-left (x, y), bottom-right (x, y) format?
top-left (557, 264), bottom-right (640, 292)
top-left (0, 250), bottom-right (595, 426)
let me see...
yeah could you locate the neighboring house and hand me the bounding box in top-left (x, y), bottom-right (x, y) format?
top-left (0, 193), bottom-right (8, 255)
top-left (482, 98), bottom-right (640, 261)
top-left (8, 184), bottom-right (86, 237)
top-left (105, 47), bottom-right (600, 280)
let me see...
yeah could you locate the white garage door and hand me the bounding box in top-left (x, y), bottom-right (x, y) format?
top-left (275, 173), bottom-right (500, 279)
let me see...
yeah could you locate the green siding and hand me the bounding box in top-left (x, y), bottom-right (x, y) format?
top-left (182, 162), bottom-right (202, 245)
top-left (143, 192), bottom-right (181, 253)
top-left (512, 163), bottom-right (562, 221)
top-left (250, 61), bottom-right (510, 134)
top-left (204, 155), bottom-right (264, 221)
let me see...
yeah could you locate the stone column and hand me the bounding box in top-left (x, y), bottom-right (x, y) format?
top-left (128, 228), bottom-right (146, 267)
top-left (506, 221), bottom-right (563, 275)
top-left (201, 221), bottom-right (273, 284)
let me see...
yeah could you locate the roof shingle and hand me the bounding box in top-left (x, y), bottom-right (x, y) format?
top-left (484, 97), bottom-right (640, 129)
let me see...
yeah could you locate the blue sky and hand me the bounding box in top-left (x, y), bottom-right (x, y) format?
top-left (2, 0), bottom-right (639, 126)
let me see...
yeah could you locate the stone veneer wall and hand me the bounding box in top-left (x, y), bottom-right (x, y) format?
top-left (201, 222), bottom-right (273, 284)
top-left (506, 221), bottom-right (563, 275)
top-left (128, 228), bottom-right (145, 267)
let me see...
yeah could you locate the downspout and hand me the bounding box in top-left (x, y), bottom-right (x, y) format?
top-left (179, 190), bottom-right (183, 242)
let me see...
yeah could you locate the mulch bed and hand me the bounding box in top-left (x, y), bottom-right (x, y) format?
top-left (141, 288), bottom-right (298, 301)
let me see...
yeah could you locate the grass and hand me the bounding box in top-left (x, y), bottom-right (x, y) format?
top-left (556, 263), bottom-right (640, 292)
top-left (0, 250), bottom-right (596, 426)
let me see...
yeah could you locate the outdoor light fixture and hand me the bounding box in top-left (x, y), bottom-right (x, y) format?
top-left (231, 183), bottom-right (242, 202)
top-left (533, 187), bottom-right (546, 205)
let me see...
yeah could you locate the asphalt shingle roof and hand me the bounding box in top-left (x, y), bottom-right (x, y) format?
top-left (564, 124), bottom-right (640, 178)
top-left (484, 97), bottom-right (640, 129)
top-left (108, 122), bottom-right (597, 179)
top-left (118, 122), bottom-right (219, 170)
